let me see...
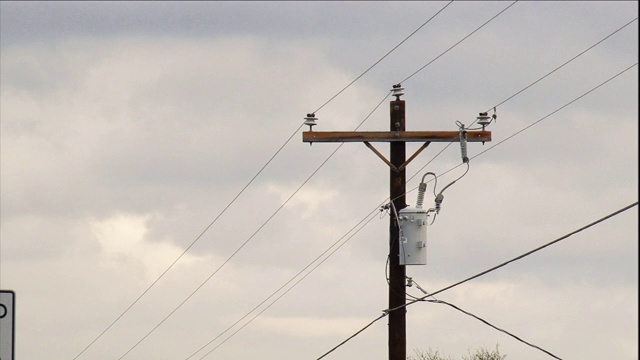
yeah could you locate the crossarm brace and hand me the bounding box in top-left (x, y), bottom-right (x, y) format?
top-left (364, 141), bottom-right (431, 173)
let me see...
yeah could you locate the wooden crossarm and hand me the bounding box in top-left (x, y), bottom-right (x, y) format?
top-left (302, 130), bottom-right (491, 143)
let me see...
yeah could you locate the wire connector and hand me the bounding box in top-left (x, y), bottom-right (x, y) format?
top-left (406, 277), bottom-right (414, 287)
top-left (434, 193), bottom-right (444, 214)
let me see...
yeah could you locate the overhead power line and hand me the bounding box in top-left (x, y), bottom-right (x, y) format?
top-left (312, 0), bottom-right (454, 114)
top-left (414, 62), bottom-right (638, 188)
top-left (189, 210), bottom-right (381, 360)
top-left (191, 59), bottom-right (636, 358)
top-left (425, 299), bottom-right (562, 359)
top-left (117, 143), bottom-right (342, 359)
top-left (316, 201), bottom-right (638, 359)
top-left (399, 0), bottom-right (518, 84)
top-left (471, 63), bottom-right (638, 162)
top-left (115, 91), bottom-right (392, 360)
top-left (399, 202), bottom-right (638, 309)
top-left (487, 16), bottom-right (638, 113)
top-left (197, 58), bottom-right (637, 357)
top-left (81, 8), bottom-right (636, 359)
top-left (73, 6), bottom-right (455, 356)
top-left (407, 278), bottom-right (562, 359)
top-left (72, 124), bottom-right (302, 360)
top-left (411, 16), bottom-right (639, 176)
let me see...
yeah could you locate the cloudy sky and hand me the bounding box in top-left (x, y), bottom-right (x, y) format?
top-left (1, 1), bottom-right (638, 359)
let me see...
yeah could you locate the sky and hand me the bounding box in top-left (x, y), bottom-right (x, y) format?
top-left (0, 1), bottom-right (638, 360)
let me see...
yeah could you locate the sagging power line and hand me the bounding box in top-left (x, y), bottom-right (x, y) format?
top-left (316, 201), bottom-right (638, 359)
top-left (182, 46), bottom-right (637, 360)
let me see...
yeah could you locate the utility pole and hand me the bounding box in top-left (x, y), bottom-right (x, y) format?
top-left (302, 85), bottom-right (491, 360)
top-left (388, 95), bottom-right (407, 360)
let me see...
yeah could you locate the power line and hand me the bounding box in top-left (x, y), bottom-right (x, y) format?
top-left (409, 16), bottom-right (639, 176)
top-left (399, 1), bottom-right (518, 84)
top-left (191, 60), bottom-right (636, 358)
top-left (407, 278), bottom-right (561, 358)
top-left (312, 0), bottom-right (454, 114)
top-left (399, 201), bottom-right (638, 308)
top-left (117, 143), bottom-right (341, 359)
top-left (199, 58), bottom-right (637, 354)
top-left (71, 124), bottom-right (302, 360)
top-left (190, 210), bottom-right (381, 360)
top-left (189, 58), bottom-right (636, 358)
top-left (486, 17), bottom-right (638, 113)
top-left (316, 201), bottom-right (638, 359)
top-left (181, 93), bottom-right (392, 359)
top-left (78, 3), bottom-right (533, 352)
top-left (115, 90), bottom-right (392, 360)
top-left (316, 314), bottom-right (387, 360)
top-left (72, 5), bottom-right (451, 356)
top-left (471, 63), bottom-right (638, 161)
top-left (424, 299), bottom-right (562, 359)
top-left (411, 62), bottom-right (638, 190)
top-left (189, 26), bottom-right (638, 360)
top-left (83, 10), bottom-right (636, 359)
top-left (73, 5), bottom-right (457, 355)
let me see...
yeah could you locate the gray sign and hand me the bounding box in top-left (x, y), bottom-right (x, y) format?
top-left (0, 290), bottom-right (15, 360)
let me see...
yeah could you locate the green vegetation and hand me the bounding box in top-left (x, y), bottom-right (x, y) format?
top-left (409, 345), bottom-right (506, 360)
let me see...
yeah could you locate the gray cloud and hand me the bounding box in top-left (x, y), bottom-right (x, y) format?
top-left (1, 2), bottom-right (637, 360)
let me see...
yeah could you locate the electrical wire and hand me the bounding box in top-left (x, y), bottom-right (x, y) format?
top-left (437, 161), bottom-right (469, 196)
top-left (196, 57), bottom-right (634, 355)
top-left (398, 1), bottom-right (518, 85)
top-left (404, 62), bottom-right (638, 198)
top-left (192, 59), bottom-right (638, 358)
top-left (404, 14), bottom-right (637, 175)
top-left (312, 0), bottom-right (454, 114)
top-left (71, 124), bottom-right (303, 360)
top-left (470, 63), bottom-right (638, 162)
top-left (112, 15), bottom-right (636, 360)
top-left (315, 201), bottom-right (638, 359)
top-left (191, 210), bottom-right (381, 360)
top-left (190, 40), bottom-right (638, 360)
top-left (115, 90), bottom-right (392, 360)
top-left (72, 4), bottom-right (458, 355)
top-left (424, 299), bottom-right (563, 360)
top-left (408, 143), bottom-right (454, 183)
top-left (387, 60), bottom-right (636, 302)
top-left (406, 278), bottom-right (562, 359)
top-left (182, 93), bottom-right (392, 358)
top-left (70, 8), bottom-right (635, 360)
top-left (398, 200), bottom-right (638, 310)
top-left (316, 313), bottom-right (387, 360)
top-left (117, 149), bottom-right (338, 359)
top-left (485, 17), bottom-right (638, 114)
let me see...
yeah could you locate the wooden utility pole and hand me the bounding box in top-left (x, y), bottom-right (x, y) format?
top-left (388, 96), bottom-right (407, 360)
top-left (302, 85), bottom-right (491, 360)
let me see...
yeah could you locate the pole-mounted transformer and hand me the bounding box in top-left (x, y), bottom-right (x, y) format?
top-left (398, 206), bottom-right (428, 265)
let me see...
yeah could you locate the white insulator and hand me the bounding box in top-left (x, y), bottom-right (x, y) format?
top-left (416, 183), bottom-right (426, 209)
top-left (459, 128), bottom-right (468, 163)
top-left (304, 113), bottom-right (317, 131)
top-left (391, 84), bottom-right (405, 99)
top-left (477, 112), bottom-right (491, 126)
